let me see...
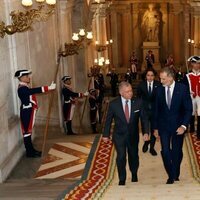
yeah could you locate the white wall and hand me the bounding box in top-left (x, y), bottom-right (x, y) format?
top-left (0, 0), bottom-right (60, 182)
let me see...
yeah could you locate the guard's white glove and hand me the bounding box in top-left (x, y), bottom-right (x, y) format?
top-left (84, 91), bottom-right (89, 96)
top-left (48, 81), bottom-right (56, 90)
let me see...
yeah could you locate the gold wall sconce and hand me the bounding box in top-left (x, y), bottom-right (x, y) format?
top-left (0, 0), bottom-right (56, 38)
top-left (95, 39), bottom-right (113, 52)
top-left (94, 57), bottom-right (110, 66)
top-left (188, 38), bottom-right (200, 49)
top-left (59, 29), bottom-right (93, 57)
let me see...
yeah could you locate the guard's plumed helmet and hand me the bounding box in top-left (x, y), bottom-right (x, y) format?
top-left (187, 56), bottom-right (200, 63)
top-left (14, 69), bottom-right (32, 78)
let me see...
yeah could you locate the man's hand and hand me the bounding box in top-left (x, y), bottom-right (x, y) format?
top-left (176, 126), bottom-right (185, 135)
top-left (102, 136), bottom-right (110, 143)
top-left (143, 133), bottom-right (149, 141)
top-left (154, 129), bottom-right (160, 141)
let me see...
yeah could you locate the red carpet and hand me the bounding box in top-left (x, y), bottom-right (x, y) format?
top-left (185, 132), bottom-right (200, 182)
top-left (63, 137), bottom-right (115, 199)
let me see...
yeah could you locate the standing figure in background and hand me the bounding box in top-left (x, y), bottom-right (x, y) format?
top-left (130, 51), bottom-right (138, 80)
top-left (165, 54), bottom-right (174, 68)
top-left (165, 54), bottom-right (177, 75)
top-left (125, 68), bottom-right (132, 84)
top-left (61, 76), bottom-right (87, 135)
top-left (15, 69), bottom-right (56, 157)
top-left (145, 50), bottom-right (155, 69)
top-left (137, 69), bottom-right (161, 156)
top-left (107, 68), bottom-right (119, 97)
top-left (89, 89), bottom-right (98, 134)
top-left (94, 74), bottom-right (105, 124)
top-left (142, 3), bottom-right (160, 42)
top-left (182, 56), bottom-right (200, 139)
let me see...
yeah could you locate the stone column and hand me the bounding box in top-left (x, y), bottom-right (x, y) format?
top-left (121, 7), bottom-right (131, 69)
top-left (171, 4), bottom-right (183, 66)
top-left (193, 8), bottom-right (200, 55)
top-left (110, 9), bottom-right (120, 69)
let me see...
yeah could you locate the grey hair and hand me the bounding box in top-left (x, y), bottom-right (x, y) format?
top-left (160, 67), bottom-right (175, 78)
top-left (118, 81), bottom-right (132, 92)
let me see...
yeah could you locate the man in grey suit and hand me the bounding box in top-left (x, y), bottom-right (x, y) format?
top-left (153, 67), bottom-right (192, 184)
top-left (102, 81), bottom-right (149, 185)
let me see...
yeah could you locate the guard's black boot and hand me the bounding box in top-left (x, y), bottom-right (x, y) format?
top-left (190, 116), bottom-right (195, 133)
top-left (24, 136), bottom-right (41, 158)
top-left (66, 121), bottom-right (76, 135)
top-left (92, 123), bottom-right (98, 134)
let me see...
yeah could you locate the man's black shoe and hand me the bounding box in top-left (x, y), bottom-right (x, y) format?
top-left (131, 174), bottom-right (138, 182)
top-left (174, 178), bottom-right (179, 181)
top-left (68, 132), bottom-right (77, 135)
top-left (34, 150), bottom-right (42, 156)
top-left (166, 179), bottom-right (174, 184)
top-left (150, 148), bottom-right (157, 156)
top-left (118, 181), bottom-right (125, 185)
top-left (26, 153), bottom-right (41, 158)
top-left (142, 142), bottom-right (149, 153)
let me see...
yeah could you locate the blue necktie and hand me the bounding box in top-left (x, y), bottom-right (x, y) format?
top-left (167, 86), bottom-right (171, 109)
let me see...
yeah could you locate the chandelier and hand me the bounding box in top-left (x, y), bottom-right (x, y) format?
top-left (0, 0), bottom-right (56, 38)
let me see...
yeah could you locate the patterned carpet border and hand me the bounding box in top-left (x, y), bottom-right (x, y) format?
top-left (185, 132), bottom-right (200, 183)
top-left (57, 136), bottom-right (115, 200)
top-left (58, 99), bottom-right (116, 200)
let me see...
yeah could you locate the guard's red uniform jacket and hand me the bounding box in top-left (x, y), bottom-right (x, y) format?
top-left (186, 72), bottom-right (200, 98)
top-left (18, 82), bottom-right (50, 137)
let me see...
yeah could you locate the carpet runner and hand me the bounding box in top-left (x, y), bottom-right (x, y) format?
top-left (185, 132), bottom-right (200, 182)
top-left (57, 100), bottom-right (200, 200)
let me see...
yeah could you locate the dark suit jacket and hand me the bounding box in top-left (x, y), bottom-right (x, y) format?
top-left (153, 82), bottom-right (192, 134)
top-left (137, 80), bottom-right (161, 111)
top-left (103, 97), bottom-right (149, 145)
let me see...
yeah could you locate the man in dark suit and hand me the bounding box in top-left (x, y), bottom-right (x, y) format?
top-left (153, 67), bottom-right (192, 184)
top-left (137, 69), bottom-right (161, 156)
top-left (102, 81), bottom-right (149, 185)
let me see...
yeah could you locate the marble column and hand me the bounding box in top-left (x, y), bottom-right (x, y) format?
top-left (193, 15), bottom-right (200, 55)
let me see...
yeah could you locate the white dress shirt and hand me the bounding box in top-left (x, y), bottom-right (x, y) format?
top-left (121, 96), bottom-right (131, 114)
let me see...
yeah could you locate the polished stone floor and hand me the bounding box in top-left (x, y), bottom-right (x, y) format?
top-left (0, 125), bottom-right (96, 200)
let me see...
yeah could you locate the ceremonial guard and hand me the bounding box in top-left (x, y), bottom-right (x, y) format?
top-left (15, 69), bottom-right (56, 157)
top-left (183, 56), bottom-right (200, 139)
top-left (62, 76), bottom-right (87, 135)
top-left (165, 54), bottom-right (174, 68)
top-left (130, 51), bottom-right (138, 79)
top-left (89, 89), bottom-right (98, 133)
top-left (145, 50), bottom-right (155, 69)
